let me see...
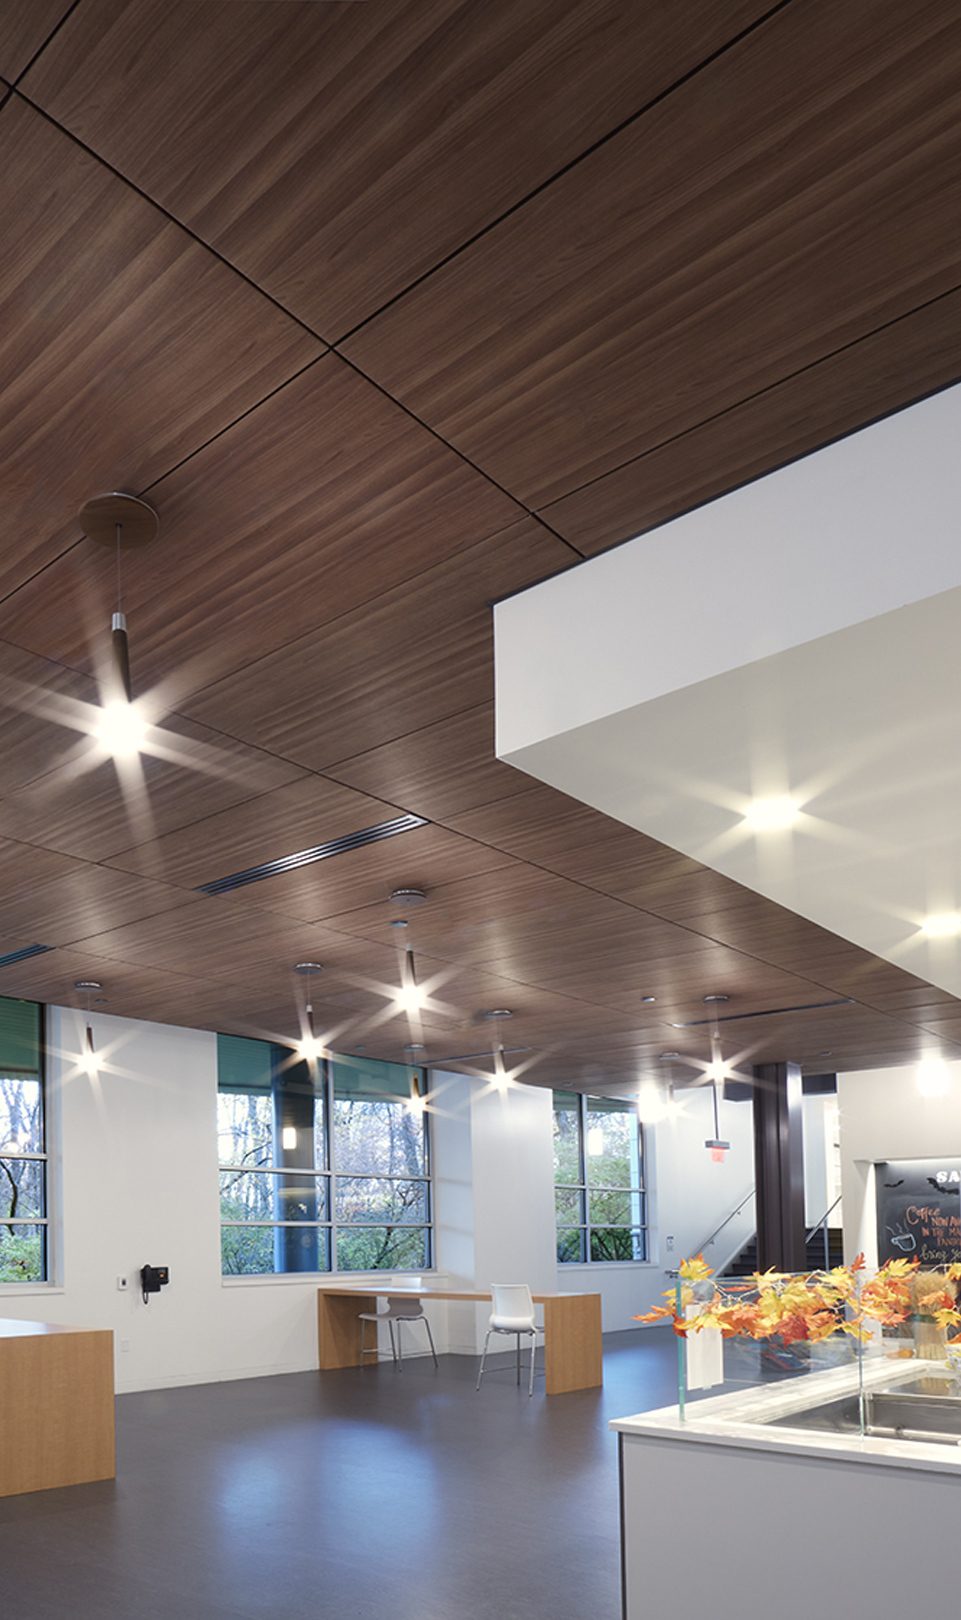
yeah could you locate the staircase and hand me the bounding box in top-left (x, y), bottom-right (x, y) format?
top-left (721, 1227), bottom-right (843, 1278)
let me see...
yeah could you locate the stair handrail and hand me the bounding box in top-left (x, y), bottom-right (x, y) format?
top-left (805, 1192), bottom-right (842, 1245)
top-left (664, 1186), bottom-right (755, 1276)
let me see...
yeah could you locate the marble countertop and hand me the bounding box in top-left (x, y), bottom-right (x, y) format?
top-left (611, 1355), bottom-right (961, 1476)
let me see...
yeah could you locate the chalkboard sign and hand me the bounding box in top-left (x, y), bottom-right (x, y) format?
top-left (876, 1159), bottom-right (961, 1265)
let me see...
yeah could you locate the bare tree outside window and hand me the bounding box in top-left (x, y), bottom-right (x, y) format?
top-left (0, 998), bottom-right (47, 1283)
top-left (553, 1091), bottom-right (646, 1265)
top-left (217, 1038), bottom-right (431, 1276)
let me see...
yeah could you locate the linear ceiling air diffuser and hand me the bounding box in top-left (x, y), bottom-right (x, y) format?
top-left (196, 813), bottom-right (429, 895)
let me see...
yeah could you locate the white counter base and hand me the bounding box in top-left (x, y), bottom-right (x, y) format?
top-left (614, 1360), bottom-right (961, 1620)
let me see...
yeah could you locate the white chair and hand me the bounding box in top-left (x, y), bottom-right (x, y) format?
top-left (359, 1296), bottom-right (438, 1369)
top-left (475, 1283), bottom-right (540, 1396)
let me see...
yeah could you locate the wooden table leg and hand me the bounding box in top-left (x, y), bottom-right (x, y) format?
top-left (317, 1292), bottom-right (375, 1370)
top-left (542, 1294), bottom-right (603, 1394)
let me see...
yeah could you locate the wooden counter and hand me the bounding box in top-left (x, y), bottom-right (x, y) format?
top-left (0, 1318), bottom-right (115, 1497)
top-left (317, 1281), bottom-right (602, 1395)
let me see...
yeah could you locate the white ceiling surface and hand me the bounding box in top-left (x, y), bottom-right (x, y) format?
top-left (495, 382), bottom-right (961, 757)
top-left (494, 383), bottom-right (961, 1002)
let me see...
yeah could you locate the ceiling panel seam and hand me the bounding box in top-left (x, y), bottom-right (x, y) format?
top-left (12, 87), bottom-right (327, 345)
top-left (9, 0), bottom-right (81, 87)
top-left (329, 352), bottom-right (585, 560)
top-left (329, 0), bottom-right (799, 350)
top-left (537, 284), bottom-right (961, 541)
top-left (0, 351), bottom-right (330, 618)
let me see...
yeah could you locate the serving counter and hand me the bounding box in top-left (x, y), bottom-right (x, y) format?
top-left (612, 1357), bottom-right (961, 1620)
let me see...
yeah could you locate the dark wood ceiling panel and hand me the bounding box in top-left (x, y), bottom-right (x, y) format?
top-left (328, 703), bottom-right (532, 821)
top-left (0, 97), bottom-right (321, 605)
top-left (106, 775), bottom-right (405, 886)
top-left (442, 782), bottom-right (659, 874)
top-left (181, 519), bottom-right (572, 765)
top-left (236, 824), bottom-right (517, 926)
top-left (0, 947), bottom-right (219, 1026)
top-left (69, 897), bottom-right (348, 982)
top-left (0, 354), bottom-right (521, 698)
top-left (344, 0), bottom-right (961, 507)
top-left (445, 785), bottom-right (961, 1022)
top-left (542, 288), bottom-right (961, 553)
top-left (0, 851), bottom-right (192, 946)
top-left (20, 0), bottom-right (772, 337)
top-left (0, 2), bottom-right (957, 1086)
top-left (0, 0), bottom-right (73, 80)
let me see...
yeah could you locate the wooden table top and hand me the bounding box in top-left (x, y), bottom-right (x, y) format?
top-left (0, 1318), bottom-right (109, 1339)
top-left (317, 1281), bottom-right (597, 1303)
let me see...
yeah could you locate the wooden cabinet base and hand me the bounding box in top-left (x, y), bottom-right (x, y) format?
top-left (0, 1321), bottom-right (116, 1497)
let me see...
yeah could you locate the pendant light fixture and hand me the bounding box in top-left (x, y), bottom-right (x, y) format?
top-left (75, 980), bottom-right (103, 1076)
top-left (408, 1070), bottom-right (426, 1115)
top-left (492, 1043), bottom-right (508, 1089)
top-left (294, 962), bottom-right (324, 1064)
top-left (703, 997), bottom-right (730, 1160)
top-left (79, 492), bottom-right (159, 758)
top-left (396, 944), bottom-right (424, 1014)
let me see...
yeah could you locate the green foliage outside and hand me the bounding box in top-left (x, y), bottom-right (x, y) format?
top-left (217, 1055), bottom-right (430, 1276)
top-left (552, 1092), bottom-right (646, 1264)
top-left (0, 1070), bottom-right (44, 1283)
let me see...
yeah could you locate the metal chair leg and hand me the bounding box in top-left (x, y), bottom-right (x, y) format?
top-left (387, 1319), bottom-right (397, 1366)
top-left (424, 1318), bottom-right (439, 1369)
top-left (395, 1319), bottom-right (403, 1365)
top-left (529, 1330), bottom-right (536, 1397)
top-left (475, 1329), bottom-right (492, 1391)
top-left (516, 1333), bottom-right (521, 1385)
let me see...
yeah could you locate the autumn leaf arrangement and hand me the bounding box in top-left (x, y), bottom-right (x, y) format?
top-left (635, 1253), bottom-right (961, 1345)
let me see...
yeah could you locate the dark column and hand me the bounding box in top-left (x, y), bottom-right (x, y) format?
top-left (271, 1050), bottom-right (318, 1273)
top-left (752, 1062), bottom-right (806, 1272)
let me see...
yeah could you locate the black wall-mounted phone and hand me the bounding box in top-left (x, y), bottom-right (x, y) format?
top-left (140, 1264), bottom-right (169, 1304)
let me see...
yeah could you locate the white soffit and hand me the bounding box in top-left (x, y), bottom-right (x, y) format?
top-left (494, 383), bottom-right (961, 999)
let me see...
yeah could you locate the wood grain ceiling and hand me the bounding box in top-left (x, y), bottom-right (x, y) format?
top-left (0, 0), bottom-right (959, 1088)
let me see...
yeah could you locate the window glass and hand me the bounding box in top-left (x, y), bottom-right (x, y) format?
top-left (217, 1039), bottom-right (430, 1275)
top-left (0, 999), bottom-right (46, 1284)
top-left (335, 1225), bottom-right (430, 1273)
top-left (552, 1089), bottom-right (646, 1266)
top-left (585, 1096), bottom-right (641, 1187)
top-left (552, 1091), bottom-right (582, 1185)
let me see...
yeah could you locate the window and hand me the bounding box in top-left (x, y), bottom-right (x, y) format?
top-left (553, 1092), bottom-right (646, 1264)
top-left (217, 1036), bottom-right (431, 1277)
top-left (0, 998), bottom-right (47, 1284)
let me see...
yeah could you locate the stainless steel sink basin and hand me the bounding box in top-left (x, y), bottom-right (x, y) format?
top-left (768, 1382), bottom-right (961, 1446)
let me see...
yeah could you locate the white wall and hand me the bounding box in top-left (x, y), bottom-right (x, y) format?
top-left (0, 1007), bottom-right (757, 1387)
top-left (838, 1059), bottom-right (961, 1268)
top-left (0, 1007), bottom-right (363, 1393)
top-left (430, 1070), bottom-right (557, 1351)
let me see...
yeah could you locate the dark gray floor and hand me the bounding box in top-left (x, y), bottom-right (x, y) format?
top-left (0, 1331), bottom-right (678, 1620)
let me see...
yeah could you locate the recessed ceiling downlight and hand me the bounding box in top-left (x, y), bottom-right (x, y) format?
top-left (920, 913), bottom-right (961, 939)
top-left (480, 1008), bottom-right (513, 1020)
top-left (742, 795), bottom-right (801, 833)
